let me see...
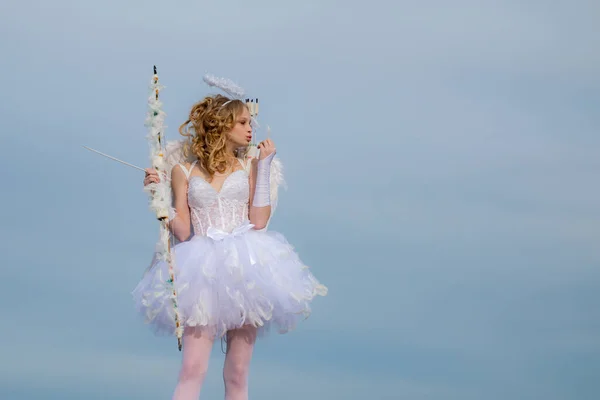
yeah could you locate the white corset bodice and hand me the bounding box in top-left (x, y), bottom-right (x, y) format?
top-left (186, 167), bottom-right (250, 236)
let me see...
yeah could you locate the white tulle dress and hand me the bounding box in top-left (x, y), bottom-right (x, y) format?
top-left (132, 159), bottom-right (327, 338)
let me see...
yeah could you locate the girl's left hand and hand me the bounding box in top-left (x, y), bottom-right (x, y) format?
top-left (257, 139), bottom-right (276, 160)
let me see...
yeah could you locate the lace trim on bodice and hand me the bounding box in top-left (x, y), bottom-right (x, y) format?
top-left (180, 160), bottom-right (250, 236)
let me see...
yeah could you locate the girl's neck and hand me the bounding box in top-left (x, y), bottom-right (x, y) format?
top-left (225, 141), bottom-right (238, 157)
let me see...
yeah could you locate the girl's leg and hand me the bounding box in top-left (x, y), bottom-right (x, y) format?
top-left (172, 327), bottom-right (215, 400)
top-left (222, 325), bottom-right (257, 400)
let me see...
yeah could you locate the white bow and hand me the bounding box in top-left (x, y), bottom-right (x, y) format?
top-left (206, 222), bottom-right (254, 241)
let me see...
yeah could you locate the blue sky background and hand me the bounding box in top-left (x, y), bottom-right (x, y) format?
top-left (1, 1), bottom-right (599, 399)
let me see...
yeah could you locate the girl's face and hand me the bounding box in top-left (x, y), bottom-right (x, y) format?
top-left (228, 106), bottom-right (253, 147)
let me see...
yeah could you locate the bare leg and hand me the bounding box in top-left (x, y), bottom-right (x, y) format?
top-left (172, 327), bottom-right (215, 400)
top-left (222, 325), bottom-right (257, 400)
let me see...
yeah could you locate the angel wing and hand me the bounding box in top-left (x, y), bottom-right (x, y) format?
top-left (265, 156), bottom-right (285, 228)
top-left (163, 139), bottom-right (196, 181)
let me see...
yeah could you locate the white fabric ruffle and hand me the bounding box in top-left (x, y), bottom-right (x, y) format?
top-left (132, 222), bottom-right (327, 338)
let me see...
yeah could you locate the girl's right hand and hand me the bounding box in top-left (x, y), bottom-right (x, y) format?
top-left (144, 168), bottom-right (160, 186)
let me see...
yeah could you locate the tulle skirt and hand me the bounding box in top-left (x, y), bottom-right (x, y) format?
top-left (131, 222), bottom-right (328, 338)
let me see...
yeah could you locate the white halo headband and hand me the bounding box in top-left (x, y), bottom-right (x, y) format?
top-left (203, 74), bottom-right (260, 125)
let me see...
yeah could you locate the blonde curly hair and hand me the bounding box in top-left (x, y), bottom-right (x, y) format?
top-left (178, 94), bottom-right (248, 177)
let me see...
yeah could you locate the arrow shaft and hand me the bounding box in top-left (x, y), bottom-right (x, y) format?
top-left (82, 145), bottom-right (145, 172)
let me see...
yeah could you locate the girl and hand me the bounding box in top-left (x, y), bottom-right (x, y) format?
top-left (135, 93), bottom-right (327, 400)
